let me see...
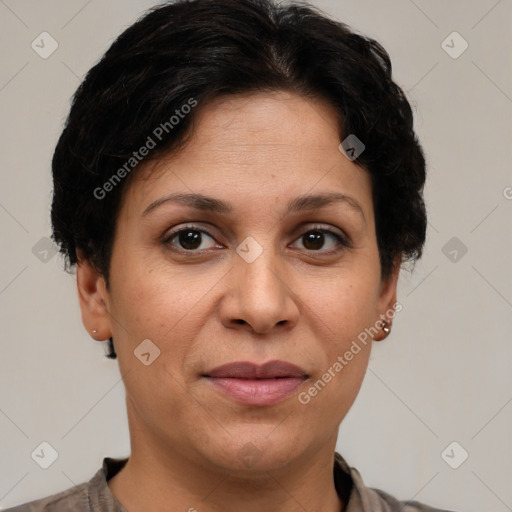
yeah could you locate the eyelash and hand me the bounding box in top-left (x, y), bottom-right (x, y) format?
top-left (162, 223), bottom-right (350, 256)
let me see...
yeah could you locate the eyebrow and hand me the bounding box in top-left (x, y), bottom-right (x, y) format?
top-left (142, 191), bottom-right (366, 222)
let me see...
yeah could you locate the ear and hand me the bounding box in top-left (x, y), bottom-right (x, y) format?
top-left (373, 256), bottom-right (401, 342)
top-left (76, 249), bottom-right (112, 341)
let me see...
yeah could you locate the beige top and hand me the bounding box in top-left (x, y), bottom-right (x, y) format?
top-left (4, 452), bottom-right (455, 511)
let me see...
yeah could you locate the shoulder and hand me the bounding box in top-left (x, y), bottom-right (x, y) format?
top-left (2, 468), bottom-right (101, 512)
top-left (2, 485), bottom-right (89, 512)
top-left (334, 452), bottom-right (456, 512)
top-left (358, 481), bottom-right (456, 512)
top-left (3, 457), bottom-right (128, 512)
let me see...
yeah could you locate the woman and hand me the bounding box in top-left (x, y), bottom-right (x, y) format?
top-left (5, 0), bottom-right (455, 510)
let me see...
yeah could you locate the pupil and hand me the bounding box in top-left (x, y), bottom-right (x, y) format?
top-left (180, 230), bottom-right (201, 250)
top-left (304, 231), bottom-right (323, 250)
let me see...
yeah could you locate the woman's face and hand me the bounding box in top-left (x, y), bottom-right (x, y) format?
top-left (78, 91), bottom-right (399, 473)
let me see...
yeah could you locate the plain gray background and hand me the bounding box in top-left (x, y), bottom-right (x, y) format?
top-left (1, 1), bottom-right (511, 510)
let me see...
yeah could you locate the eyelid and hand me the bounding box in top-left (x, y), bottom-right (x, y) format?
top-left (163, 223), bottom-right (221, 249)
top-left (292, 222), bottom-right (350, 243)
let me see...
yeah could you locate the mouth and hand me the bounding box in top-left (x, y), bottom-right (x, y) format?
top-left (202, 360), bottom-right (309, 406)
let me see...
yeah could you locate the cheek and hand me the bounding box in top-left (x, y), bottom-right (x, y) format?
top-left (317, 270), bottom-right (380, 339)
top-left (297, 346), bottom-right (370, 428)
top-left (297, 279), bottom-right (376, 419)
top-left (110, 261), bottom-right (198, 337)
top-left (122, 357), bottom-right (202, 444)
top-left (306, 273), bottom-right (377, 394)
top-left (109, 266), bottom-right (219, 396)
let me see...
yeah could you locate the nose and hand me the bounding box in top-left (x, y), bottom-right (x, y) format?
top-left (220, 245), bottom-right (299, 335)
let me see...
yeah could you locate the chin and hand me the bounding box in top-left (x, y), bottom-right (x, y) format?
top-left (204, 433), bottom-right (303, 474)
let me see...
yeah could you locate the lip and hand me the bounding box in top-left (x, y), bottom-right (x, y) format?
top-left (205, 360), bottom-right (308, 379)
top-left (203, 360), bottom-right (308, 406)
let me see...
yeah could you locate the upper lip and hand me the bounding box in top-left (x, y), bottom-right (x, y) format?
top-left (204, 360), bottom-right (308, 379)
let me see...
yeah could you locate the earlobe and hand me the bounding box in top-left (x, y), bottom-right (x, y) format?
top-left (374, 256), bottom-right (401, 341)
top-left (76, 249), bottom-right (112, 341)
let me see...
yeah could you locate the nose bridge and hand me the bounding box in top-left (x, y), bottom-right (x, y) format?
top-left (236, 234), bottom-right (284, 300)
top-left (224, 232), bottom-right (298, 333)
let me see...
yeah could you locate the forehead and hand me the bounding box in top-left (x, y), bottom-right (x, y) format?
top-left (189, 90), bottom-right (341, 145)
top-left (119, 91), bottom-right (372, 218)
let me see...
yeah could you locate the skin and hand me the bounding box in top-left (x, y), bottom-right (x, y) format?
top-left (76, 90), bottom-right (400, 512)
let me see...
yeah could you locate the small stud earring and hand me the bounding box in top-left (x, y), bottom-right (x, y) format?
top-left (382, 322), bottom-right (391, 334)
top-left (92, 329), bottom-right (97, 334)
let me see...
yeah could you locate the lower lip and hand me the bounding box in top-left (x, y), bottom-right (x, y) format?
top-left (204, 377), bottom-right (306, 406)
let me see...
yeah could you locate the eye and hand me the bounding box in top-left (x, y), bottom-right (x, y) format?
top-left (163, 225), bottom-right (219, 252)
top-left (290, 227), bottom-right (349, 254)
